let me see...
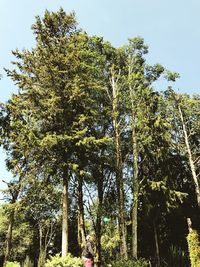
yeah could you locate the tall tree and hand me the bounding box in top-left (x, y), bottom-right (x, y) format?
top-left (1, 9), bottom-right (111, 257)
top-left (2, 181), bottom-right (20, 266)
top-left (166, 89), bottom-right (200, 208)
top-left (109, 65), bottom-right (128, 259)
top-left (123, 37), bottom-right (165, 258)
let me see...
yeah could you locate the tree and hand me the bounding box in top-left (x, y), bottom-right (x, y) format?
top-left (122, 37), bottom-right (166, 259)
top-left (0, 204), bottom-right (33, 265)
top-left (1, 9), bottom-right (113, 259)
top-left (21, 178), bottom-right (61, 266)
top-left (175, 93), bottom-right (200, 207)
top-left (105, 57), bottom-right (128, 258)
top-left (1, 8), bottom-right (199, 266)
top-left (2, 181), bottom-right (20, 267)
top-left (165, 88), bottom-right (200, 207)
top-left (0, 163), bottom-right (26, 266)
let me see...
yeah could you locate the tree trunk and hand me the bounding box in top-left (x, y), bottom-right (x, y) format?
top-left (38, 224), bottom-right (46, 267)
top-left (3, 183), bottom-right (20, 267)
top-left (77, 176), bottom-right (86, 254)
top-left (178, 104), bottom-right (200, 207)
top-left (95, 169), bottom-right (104, 267)
top-left (153, 221), bottom-right (160, 267)
top-left (116, 136), bottom-right (127, 259)
top-left (62, 169), bottom-right (69, 257)
top-left (38, 224), bottom-right (43, 265)
top-left (111, 70), bottom-right (128, 259)
top-left (131, 128), bottom-right (139, 259)
top-left (3, 209), bottom-right (14, 267)
top-left (38, 220), bottom-right (54, 266)
top-left (129, 81), bottom-right (139, 259)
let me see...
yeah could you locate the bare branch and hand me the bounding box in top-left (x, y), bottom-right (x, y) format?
top-left (194, 156), bottom-right (200, 165)
top-left (83, 181), bottom-right (95, 208)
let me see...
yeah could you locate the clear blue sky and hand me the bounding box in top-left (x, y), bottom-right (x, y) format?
top-left (0, 0), bottom-right (200, 197)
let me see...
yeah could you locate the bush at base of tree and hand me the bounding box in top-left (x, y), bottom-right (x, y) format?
top-left (22, 256), bottom-right (33, 267)
top-left (168, 245), bottom-right (188, 267)
top-left (187, 229), bottom-right (200, 267)
top-left (110, 258), bottom-right (149, 267)
top-left (45, 253), bottom-right (82, 267)
top-left (5, 262), bottom-right (20, 267)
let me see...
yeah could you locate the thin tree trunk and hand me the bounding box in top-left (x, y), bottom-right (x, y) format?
top-left (3, 182), bottom-right (20, 267)
top-left (178, 104), bottom-right (200, 207)
top-left (38, 220), bottom-right (54, 266)
top-left (111, 70), bottom-right (128, 259)
top-left (62, 169), bottom-right (69, 257)
top-left (38, 224), bottom-right (45, 267)
top-left (77, 176), bottom-right (86, 254)
top-left (128, 58), bottom-right (140, 259)
top-left (131, 127), bottom-right (139, 259)
top-left (116, 134), bottom-right (127, 259)
top-left (153, 221), bottom-right (160, 267)
top-left (95, 169), bottom-right (104, 267)
top-left (3, 210), bottom-right (14, 267)
top-left (39, 224), bottom-right (43, 256)
top-left (129, 75), bottom-right (139, 259)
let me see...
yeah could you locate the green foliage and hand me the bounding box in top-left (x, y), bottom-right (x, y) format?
top-left (187, 230), bottom-right (200, 267)
top-left (5, 262), bottom-right (20, 267)
top-left (9, 219), bottom-right (33, 260)
top-left (110, 258), bottom-right (149, 267)
top-left (1, 7), bottom-right (200, 267)
top-left (168, 245), bottom-right (188, 267)
top-left (0, 205), bottom-right (33, 261)
top-left (148, 179), bottom-right (187, 210)
top-left (45, 253), bottom-right (82, 267)
top-left (164, 70), bottom-right (180, 81)
top-left (101, 226), bottom-right (120, 262)
top-left (22, 256), bottom-right (33, 267)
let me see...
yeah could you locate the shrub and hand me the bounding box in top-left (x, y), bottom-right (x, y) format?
top-left (5, 262), bottom-right (20, 267)
top-left (101, 227), bottom-right (120, 263)
top-left (45, 253), bottom-right (82, 267)
top-left (110, 258), bottom-right (149, 267)
top-left (168, 245), bottom-right (188, 267)
top-left (187, 229), bottom-right (200, 267)
top-left (22, 256), bottom-right (33, 267)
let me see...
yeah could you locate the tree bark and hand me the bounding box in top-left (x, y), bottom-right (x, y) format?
top-left (95, 168), bottom-right (104, 267)
top-left (38, 224), bottom-right (45, 267)
top-left (62, 168), bottom-right (69, 257)
top-left (131, 127), bottom-right (139, 259)
top-left (77, 175), bottom-right (86, 254)
top-left (153, 221), bottom-right (160, 267)
top-left (3, 209), bottom-right (15, 267)
top-left (38, 220), bottom-right (54, 266)
top-left (129, 75), bottom-right (139, 259)
top-left (178, 104), bottom-right (200, 207)
top-left (111, 70), bottom-right (128, 259)
top-left (3, 182), bottom-right (20, 267)
top-left (116, 137), bottom-right (127, 259)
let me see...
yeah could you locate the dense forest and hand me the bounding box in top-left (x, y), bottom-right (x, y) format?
top-left (0, 9), bottom-right (199, 267)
